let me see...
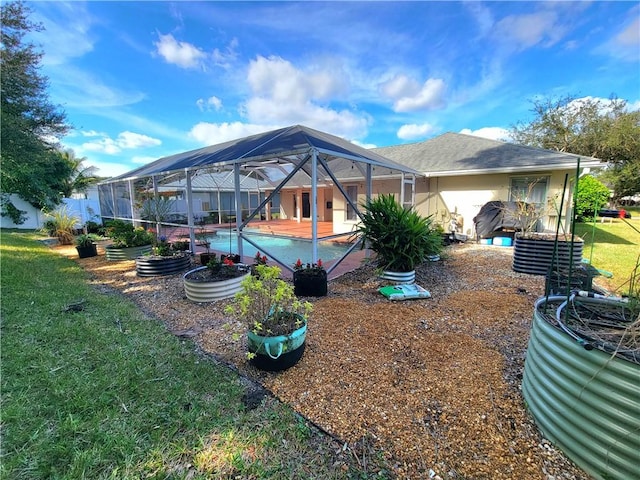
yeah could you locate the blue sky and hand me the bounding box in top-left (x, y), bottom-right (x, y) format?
top-left (28, 1), bottom-right (640, 178)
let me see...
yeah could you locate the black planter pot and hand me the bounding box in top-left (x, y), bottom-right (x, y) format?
top-left (250, 342), bottom-right (306, 372)
top-left (513, 235), bottom-right (583, 276)
top-left (76, 244), bottom-right (98, 259)
top-left (293, 270), bottom-right (328, 297)
top-left (136, 254), bottom-right (191, 277)
top-left (199, 253), bottom-right (215, 266)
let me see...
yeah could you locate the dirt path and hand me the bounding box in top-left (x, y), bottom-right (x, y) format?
top-left (53, 241), bottom-right (589, 479)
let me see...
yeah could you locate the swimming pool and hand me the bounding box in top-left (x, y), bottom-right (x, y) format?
top-left (206, 230), bottom-right (352, 268)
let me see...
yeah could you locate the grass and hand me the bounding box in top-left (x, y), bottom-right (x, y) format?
top-left (574, 210), bottom-right (640, 295)
top-left (0, 231), bottom-right (387, 479)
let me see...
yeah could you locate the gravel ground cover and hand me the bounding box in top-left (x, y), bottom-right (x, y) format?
top-left (53, 241), bottom-right (590, 480)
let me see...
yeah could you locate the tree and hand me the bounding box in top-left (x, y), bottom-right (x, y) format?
top-left (510, 95), bottom-right (640, 203)
top-left (56, 150), bottom-right (103, 198)
top-left (1, 1), bottom-right (71, 217)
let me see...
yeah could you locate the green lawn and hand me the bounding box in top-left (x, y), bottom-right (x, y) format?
top-left (574, 212), bottom-right (640, 295)
top-left (0, 231), bottom-right (386, 479)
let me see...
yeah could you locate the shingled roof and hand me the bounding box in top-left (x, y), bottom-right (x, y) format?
top-left (373, 132), bottom-right (604, 177)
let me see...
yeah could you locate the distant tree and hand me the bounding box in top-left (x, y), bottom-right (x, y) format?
top-left (510, 95), bottom-right (640, 203)
top-left (0, 1), bottom-right (71, 216)
top-left (57, 150), bottom-right (103, 198)
top-left (575, 175), bottom-right (611, 222)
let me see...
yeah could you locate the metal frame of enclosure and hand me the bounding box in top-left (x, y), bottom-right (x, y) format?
top-left (98, 125), bottom-right (420, 274)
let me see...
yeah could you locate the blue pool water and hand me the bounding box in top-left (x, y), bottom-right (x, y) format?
top-left (206, 230), bottom-right (352, 267)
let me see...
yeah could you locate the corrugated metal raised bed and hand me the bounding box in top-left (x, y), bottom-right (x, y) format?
top-left (513, 234), bottom-right (583, 275)
top-left (105, 244), bottom-right (153, 261)
top-left (522, 295), bottom-right (639, 480)
top-left (135, 254), bottom-right (191, 277)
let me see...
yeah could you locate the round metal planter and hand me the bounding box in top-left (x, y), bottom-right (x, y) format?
top-left (379, 270), bottom-right (415, 285)
top-left (522, 297), bottom-right (640, 480)
top-left (183, 266), bottom-right (250, 302)
top-left (105, 244), bottom-right (153, 261)
top-left (135, 254), bottom-right (191, 277)
top-left (512, 236), bottom-right (583, 275)
top-left (247, 320), bottom-right (307, 371)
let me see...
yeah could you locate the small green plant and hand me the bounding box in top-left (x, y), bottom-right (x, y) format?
top-left (225, 265), bottom-right (312, 358)
top-left (75, 233), bottom-right (100, 247)
top-left (152, 235), bottom-right (172, 256)
top-left (42, 206), bottom-right (80, 245)
top-left (351, 194), bottom-right (442, 272)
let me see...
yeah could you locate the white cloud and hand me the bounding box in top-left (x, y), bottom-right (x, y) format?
top-left (212, 38), bottom-right (240, 69)
top-left (380, 75), bottom-right (447, 112)
top-left (82, 131), bottom-right (161, 155)
top-left (247, 55), bottom-right (346, 103)
top-left (131, 155), bottom-right (160, 165)
top-left (30, 2), bottom-right (95, 66)
top-left (397, 123), bottom-right (438, 140)
top-left (154, 33), bottom-right (206, 69)
top-left (80, 130), bottom-right (104, 137)
top-left (492, 11), bottom-right (564, 51)
top-left (197, 96), bottom-right (223, 112)
top-left (188, 122), bottom-right (276, 145)
top-left (599, 14), bottom-right (640, 62)
top-left (459, 127), bottom-right (511, 142)
top-left (236, 55), bottom-right (368, 140)
top-left (46, 65), bottom-right (145, 108)
top-left (85, 160), bottom-right (132, 178)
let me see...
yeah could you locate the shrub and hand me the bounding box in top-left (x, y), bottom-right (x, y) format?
top-left (352, 194), bottom-right (443, 272)
top-left (576, 175), bottom-right (611, 221)
top-left (104, 219), bottom-right (155, 248)
top-left (42, 206), bottom-right (80, 245)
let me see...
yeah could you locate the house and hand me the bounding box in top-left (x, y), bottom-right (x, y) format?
top-left (373, 132), bottom-right (605, 237)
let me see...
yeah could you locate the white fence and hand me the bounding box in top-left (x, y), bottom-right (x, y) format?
top-left (0, 194), bottom-right (102, 230)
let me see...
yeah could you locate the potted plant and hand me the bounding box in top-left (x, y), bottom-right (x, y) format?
top-left (352, 194), bottom-right (443, 284)
top-left (104, 219), bottom-right (155, 260)
top-left (135, 235), bottom-right (191, 277)
top-left (293, 258), bottom-right (327, 297)
top-left (75, 233), bottom-right (100, 258)
top-left (183, 254), bottom-right (250, 302)
top-left (225, 265), bottom-right (312, 371)
top-left (251, 251), bottom-right (268, 276)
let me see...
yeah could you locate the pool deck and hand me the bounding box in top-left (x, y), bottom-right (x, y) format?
top-left (163, 220), bottom-right (369, 280)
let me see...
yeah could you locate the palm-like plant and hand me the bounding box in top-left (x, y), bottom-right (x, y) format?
top-left (57, 150), bottom-right (102, 198)
top-left (352, 194), bottom-right (442, 272)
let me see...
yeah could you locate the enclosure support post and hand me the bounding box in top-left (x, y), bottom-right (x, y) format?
top-left (311, 149), bottom-right (318, 263)
top-left (185, 170), bottom-right (196, 253)
top-left (128, 179), bottom-right (135, 225)
top-left (234, 163), bottom-right (243, 259)
top-left (152, 176), bottom-right (160, 235)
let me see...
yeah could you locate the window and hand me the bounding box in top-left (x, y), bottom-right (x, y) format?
top-left (346, 185), bottom-right (358, 221)
top-left (509, 176), bottom-right (548, 205)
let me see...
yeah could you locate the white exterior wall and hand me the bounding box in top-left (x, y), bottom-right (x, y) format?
top-left (326, 170), bottom-right (577, 238)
